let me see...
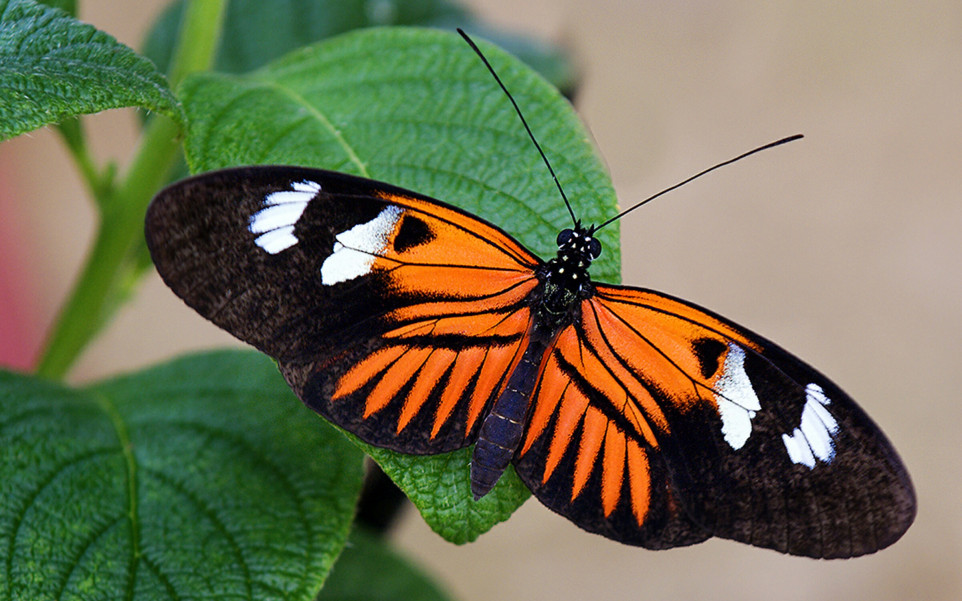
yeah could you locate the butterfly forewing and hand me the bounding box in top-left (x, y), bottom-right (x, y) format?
top-left (146, 166), bottom-right (542, 453)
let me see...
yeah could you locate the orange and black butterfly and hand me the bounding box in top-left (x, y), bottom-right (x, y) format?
top-left (145, 31), bottom-right (914, 559)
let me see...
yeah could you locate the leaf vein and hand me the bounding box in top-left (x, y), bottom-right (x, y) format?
top-left (3, 447), bottom-right (120, 596)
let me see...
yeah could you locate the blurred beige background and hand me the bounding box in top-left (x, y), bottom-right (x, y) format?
top-left (1, 1), bottom-right (958, 600)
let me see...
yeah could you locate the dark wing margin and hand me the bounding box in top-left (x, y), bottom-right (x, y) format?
top-left (515, 283), bottom-right (915, 557)
top-left (146, 165), bottom-right (542, 454)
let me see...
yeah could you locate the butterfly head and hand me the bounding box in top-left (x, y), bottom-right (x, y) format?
top-left (556, 224), bottom-right (602, 261)
top-left (544, 223), bottom-right (601, 300)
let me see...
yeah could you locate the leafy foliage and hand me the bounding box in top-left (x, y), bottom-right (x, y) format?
top-left (0, 351), bottom-right (365, 600)
top-left (180, 27), bottom-right (617, 279)
top-left (142, 0), bottom-right (573, 92)
top-left (360, 442), bottom-right (531, 544)
top-left (0, 0), bottom-right (183, 141)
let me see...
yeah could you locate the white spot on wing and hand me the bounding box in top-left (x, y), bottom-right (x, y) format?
top-left (321, 205), bottom-right (404, 285)
top-left (782, 429), bottom-right (815, 468)
top-left (252, 225), bottom-right (298, 254)
top-left (249, 180), bottom-right (321, 254)
top-left (715, 344), bottom-right (762, 450)
top-left (249, 202), bottom-right (307, 234)
top-left (782, 383), bottom-right (839, 469)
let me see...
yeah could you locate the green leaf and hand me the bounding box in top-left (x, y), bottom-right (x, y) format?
top-left (37, 0), bottom-right (74, 16)
top-left (144, 0), bottom-right (457, 74)
top-left (178, 26), bottom-right (618, 544)
top-left (318, 528), bottom-right (453, 601)
top-left (0, 350), bottom-right (365, 600)
top-left (143, 0), bottom-right (572, 92)
top-left (361, 442), bottom-right (531, 545)
top-left (426, 22), bottom-right (577, 96)
top-left (181, 26), bottom-right (618, 278)
top-left (0, 0), bottom-right (184, 141)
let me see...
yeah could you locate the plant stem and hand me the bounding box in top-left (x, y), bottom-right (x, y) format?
top-left (56, 119), bottom-right (113, 203)
top-left (36, 116), bottom-right (179, 379)
top-left (35, 1), bottom-right (227, 380)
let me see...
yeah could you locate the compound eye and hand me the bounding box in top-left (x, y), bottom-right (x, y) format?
top-left (557, 228), bottom-right (574, 247)
top-left (589, 237), bottom-right (602, 259)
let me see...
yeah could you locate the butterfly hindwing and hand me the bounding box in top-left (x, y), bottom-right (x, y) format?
top-left (146, 166), bottom-right (542, 453)
top-left (511, 321), bottom-right (713, 548)
top-left (513, 283), bottom-right (914, 557)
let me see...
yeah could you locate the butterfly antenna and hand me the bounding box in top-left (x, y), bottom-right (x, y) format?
top-left (595, 134), bottom-right (804, 231)
top-left (457, 28), bottom-right (578, 225)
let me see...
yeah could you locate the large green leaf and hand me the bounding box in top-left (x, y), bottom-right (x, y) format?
top-left (144, 0), bottom-right (465, 75)
top-left (178, 26), bottom-right (618, 544)
top-left (142, 0), bottom-right (573, 92)
top-left (0, 351), bottom-right (365, 600)
top-left (180, 26), bottom-right (617, 277)
top-left (0, 0), bottom-right (184, 141)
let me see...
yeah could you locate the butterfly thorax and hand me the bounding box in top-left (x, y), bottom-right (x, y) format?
top-left (470, 225), bottom-right (602, 499)
top-left (539, 224), bottom-right (602, 316)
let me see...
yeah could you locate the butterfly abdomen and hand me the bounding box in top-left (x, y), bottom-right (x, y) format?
top-left (471, 226), bottom-right (602, 498)
top-left (471, 332), bottom-right (555, 499)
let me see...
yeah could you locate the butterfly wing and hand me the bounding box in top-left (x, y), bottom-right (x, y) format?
top-left (146, 166), bottom-right (541, 453)
top-left (513, 283), bottom-right (915, 557)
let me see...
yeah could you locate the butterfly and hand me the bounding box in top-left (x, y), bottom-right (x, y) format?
top-left (144, 30), bottom-right (915, 559)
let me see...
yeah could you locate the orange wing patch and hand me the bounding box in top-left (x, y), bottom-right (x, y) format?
top-left (333, 321), bottom-right (532, 441)
top-left (517, 321), bottom-right (663, 528)
top-left (399, 347), bottom-right (459, 431)
top-left (376, 191), bottom-right (536, 268)
top-left (433, 346), bottom-right (486, 437)
top-left (516, 285), bottom-right (766, 531)
top-left (625, 442), bottom-right (651, 526)
top-left (589, 285), bottom-right (762, 411)
top-left (601, 426), bottom-right (627, 515)
top-left (331, 270), bottom-right (536, 444)
top-left (314, 190), bottom-right (542, 453)
top-left (367, 346), bottom-right (434, 418)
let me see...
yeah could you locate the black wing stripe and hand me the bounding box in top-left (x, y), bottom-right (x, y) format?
top-left (551, 327), bottom-right (663, 449)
